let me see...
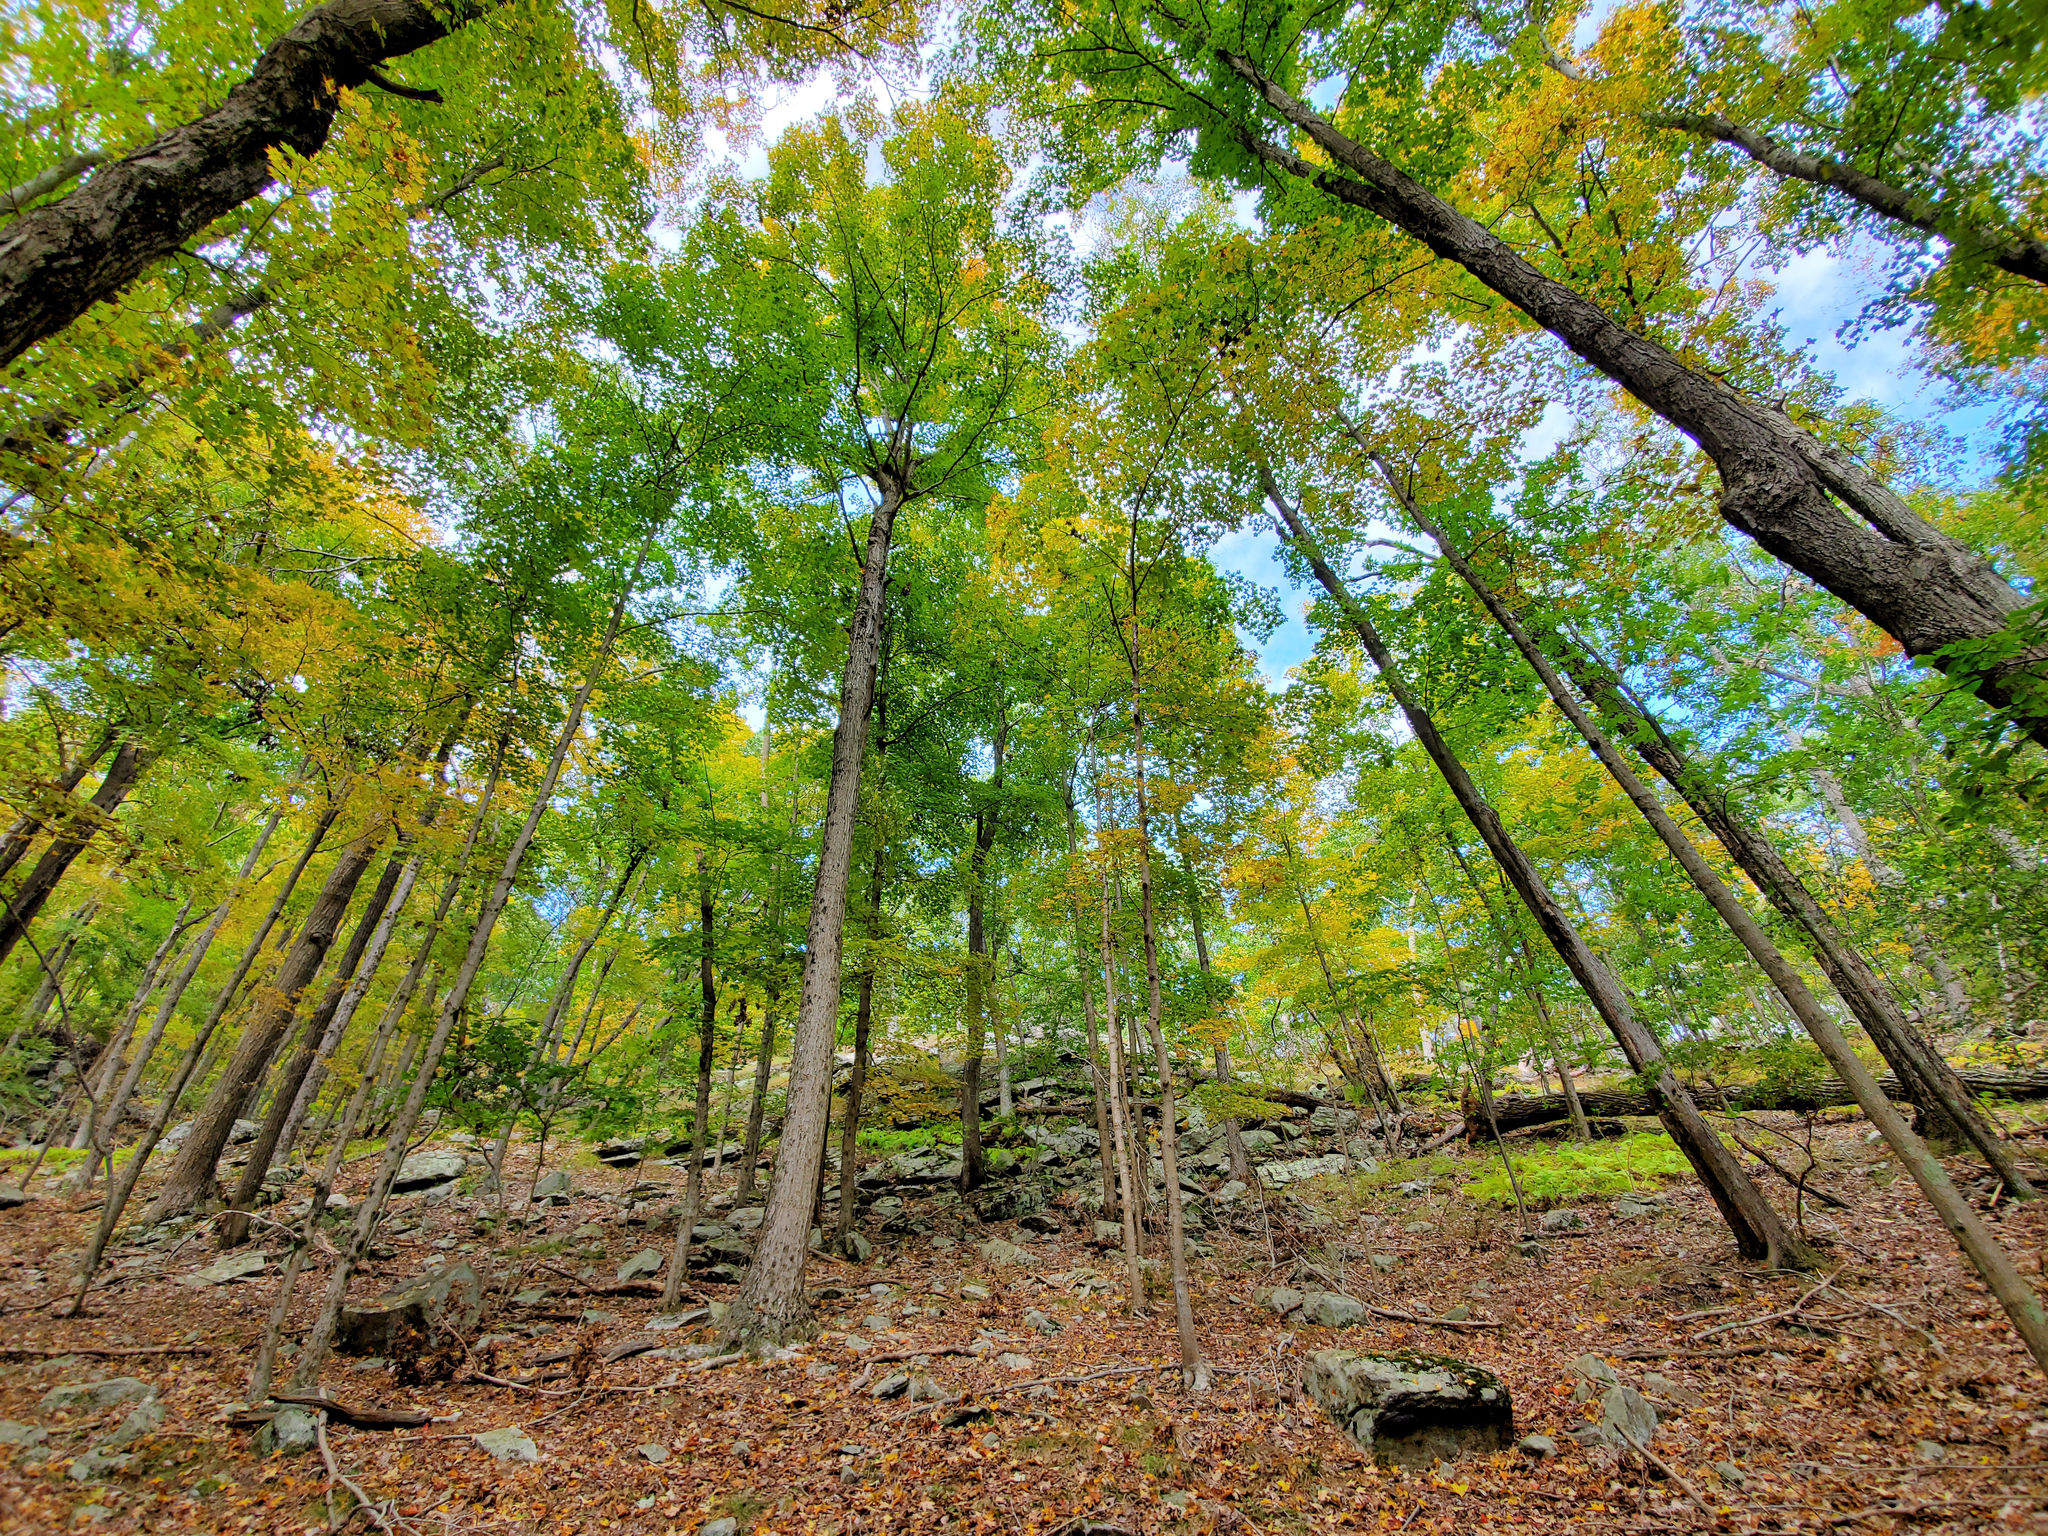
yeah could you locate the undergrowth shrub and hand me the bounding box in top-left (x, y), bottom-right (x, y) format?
top-left (1460, 1132), bottom-right (1691, 1207)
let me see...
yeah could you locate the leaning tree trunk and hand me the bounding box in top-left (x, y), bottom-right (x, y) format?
top-left (0, 727), bottom-right (113, 884)
top-left (1262, 465), bottom-right (1811, 1268)
top-left (1541, 617), bottom-right (2025, 1184)
top-left (0, 740), bottom-right (149, 970)
top-left (142, 824), bottom-right (386, 1224)
top-left (720, 465), bottom-right (901, 1353)
top-left (1402, 480), bottom-right (2048, 1365)
top-left (0, 0), bottom-right (495, 368)
top-left (1213, 50), bottom-right (2048, 742)
top-left (290, 548), bottom-right (644, 1390)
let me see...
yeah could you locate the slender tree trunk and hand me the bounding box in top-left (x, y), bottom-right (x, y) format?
top-left (68, 901), bottom-right (192, 1164)
top-left (0, 726), bottom-right (114, 883)
top-left (661, 852), bottom-right (720, 1310)
top-left (0, 741), bottom-right (149, 970)
top-left (1182, 866), bottom-right (1252, 1183)
top-left (1405, 489), bottom-right (2048, 1366)
top-left (143, 823), bottom-right (387, 1224)
top-left (837, 835), bottom-right (886, 1256)
top-left (736, 989), bottom-right (777, 1205)
top-left (720, 465), bottom-right (901, 1351)
top-left (1067, 785), bottom-right (1122, 1217)
top-left (1094, 775), bottom-right (1149, 1307)
top-left (1262, 466), bottom-right (1810, 1267)
top-left (290, 550), bottom-right (645, 1389)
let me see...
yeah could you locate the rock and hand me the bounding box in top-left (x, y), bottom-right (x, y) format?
top-left (67, 1446), bottom-right (133, 1481)
top-left (1303, 1350), bottom-right (1513, 1470)
top-left (1369, 1253), bottom-right (1398, 1272)
top-left (1257, 1287), bottom-right (1306, 1317)
top-left (1402, 1220), bottom-right (1434, 1235)
top-left (1518, 1434), bottom-right (1557, 1459)
top-left (1310, 1106), bottom-right (1361, 1132)
top-left (1714, 1460), bottom-right (1746, 1486)
top-left (1642, 1372), bottom-right (1703, 1408)
top-left (638, 1443), bottom-right (670, 1464)
top-left (960, 1284), bottom-right (991, 1301)
top-left (1017, 1211), bottom-right (1061, 1234)
top-left (844, 1231), bottom-right (874, 1263)
top-left (996, 1353), bottom-right (1034, 1370)
top-left (1093, 1220), bottom-right (1123, 1242)
top-left (1238, 1128), bottom-right (1280, 1153)
top-left (1615, 1194), bottom-right (1663, 1220)
top-left (728, 1207), bottom-right (766, 1230)
top-left (1258, 1153), bottom-right (1346, 1187)
top-left (225, 1118), bottom-right (260, 1145)
top-left (616, 1248), bottom-right (664, 1282)
top-left (532, 1170), bottom-right (572, 1200)
top-left (970, 1182), bottom-right (1049, 1223)
top-left (181, 1249), bottom-right (267, 1286)
top-left (595, 1138), bottom-right (646, 1165)
top-left (254, 1405), bottom-right (319, 1456)
top-left (1024, 1308), bottom-right (1059, 1334)
top-left (1443, 1305), bottom-right (1471, 1322)
top-left (0, 1421), bottom-right (49, 1447)
top-left (0, 1185), bottom-right (27, 1209)
top-left (1567, 1353), bottom-right (1620, 1402)
top-left (474, 1427), bottom-right (540, 1462)
top-left (1915, 1439), bottom-right (1947, 1463)
top-left (1539, 1208), bottom-right (1586, 1234)
top-left (978, 1238), bottom-right (1033, 1266)
top-left (1213, 1180), bottom-right (1248, 1205)
top-left (392, 1151), bottom-right (467, 1194)
top-left (701, 1520), bottom-right (739, 1536)
top-left (1592, 1384), bottom-right (1658, 1450)
top-left (40, 1378), bottom-right (156, 1414)
top-left (1300, 1292), bottom-right (1368, 1328)
top-left (336, 1261), bottom-right (482, 1356)
top-left (930, 1235), bottom-right (957, 1251)
top-left (104, 1399), bottom-right (165, 1447)
top-left (871, 1371), bottom-right (912, 1400)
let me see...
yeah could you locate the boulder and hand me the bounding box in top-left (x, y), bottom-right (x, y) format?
top-left (392, 1151), bottom-right (467, 1194)
top-left (1303, 1350), bottom-right (1513, 1469)
top-left (1258, 1154), bottom-right (1346, 1187)
top-left (40, 1379), bottom-right (156, 1415)
top-left (1539, 1208), bottom-right (1586, 1234)
top-left (1567, 1353), bottom-right (1620, 1402)
top-left (254, 1405), bottom-right (319, 1456)
top-left (0, 1421), bottom-right (49, 1447)
top-left (104, 1399), bottom-right (164, 1447)
top-left (180, 1249), bottom-right (266, 1286)
top-left (978, 1238), bottom-right (1034, 1266)
top-left (969, 1182), bottom-right (1049, 1223)
top-left (596, 1139), bottom-right (645, 1167)
top-left (1255, 1286), bottom-right (1306, 1317)
top-left (1572, 1384), bottom-right (1658, 1452)
top-left (1300, 1292), bottom-right (1369, 1328)
top-left (336, 1261), bottom-right (483, 1356)
top-left (67, 1446), bottom-right (132, 1481)
top-left (0, 1185), bottom-right (27, 1210)
top-left (532, 1170), bottom-right (572, 1201)
top-left (617, 1248), bottom-right (664, 1282)
top-left (473, 1426), bottom-right (540, 1462)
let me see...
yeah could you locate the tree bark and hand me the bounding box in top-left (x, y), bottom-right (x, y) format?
top-left (1098, 859), bottom-right (1148, 1309)
top-left (0, 740), bottom-right (148, 970)
top-left (720, 466), bottom-right (900, 1352)
top-left (1210, 50), bottom-right (2048, 741)
top-left (290, 546), bottom-right (645, 1389)
top-left (143, 824), bottom-right (386, 1223)
top-left (1261, 465), bottom-right (1811, 1266)
top-left (1066, 783), bottom-right (1123, 1217)
top-left (0, 0), bottom-right (495, 367)
top-left (1644, 110), bottom-right (2048, 288)
top-left (662, 850), bottom-right (720, 1311)
top-left (837, 829), bottom-right (887, 1256)
top-left (958, 714), bottom-right (1005, 1193)
top-left (0, 726), bottom-right (114, 884)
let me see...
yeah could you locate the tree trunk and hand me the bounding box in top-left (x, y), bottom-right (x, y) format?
top-left (1067, 785), bottom-right (1122, 1216)
top-left (1182, 866), bottom-right (1252, 1182)
top-left (1404, 483), bottom-right (2048, 1363)
top-left (662, 851), bottom-right (720, 1311)
top-left (1262, 466), bottom-right (1811, 1267)
top-left (1545, 623), bottom-right (2025, 1182)
top-left (837, 832), bottom-right (886, 1257)
top-left (721, 466), bottom-right (900, 1352)
top-left (736, 989), bottom-right (777, 1205)
top-left (0, 0), bottom-right (494, 368)
top-left (289, 549), bottom-right (643, 1389)
top-left (1215, 51), bottom-right (2048, 742)
top-left (217, 845), bottom-right (410, 1245)
top-left (958, 713), bottom-right (1005, 1192)
top-left (0, 740), bottom-right (148, 970)
top-left (143, 823), bottom-right (386, 1224)
top-left (1098, 862), bottom-right (1148, 1308)
top-left (1125, 657), bottom-right (1208, 1388)
top-left (0, 726), bottom-right (114, 883)
top-left (69, 900), bottom-right (192, 1163)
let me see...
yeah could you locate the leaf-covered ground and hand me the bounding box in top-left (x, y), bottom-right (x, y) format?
top-left (3, 1119), bottom-right (2046, 1535)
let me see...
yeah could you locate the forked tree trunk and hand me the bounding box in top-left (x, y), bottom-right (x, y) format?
top-left (1403, 486), bottom-right (2048, 1369)
top-left (720, 467), bottom-right (901, 1352)
top-left (1261, 466), bottom-right (1812, 1267)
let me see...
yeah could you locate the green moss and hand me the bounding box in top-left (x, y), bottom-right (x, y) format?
top-left (1459, 1132), bottom-right (1692, 1207)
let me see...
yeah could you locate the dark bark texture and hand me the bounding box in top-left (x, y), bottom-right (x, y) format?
top-left (0, 0), bottom-right (488, 367)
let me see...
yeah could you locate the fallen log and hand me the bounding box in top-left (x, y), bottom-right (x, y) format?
top-left (268, 1392), bottom-right (432, 1430)
top-left (1464, 1069), bottom-right (2048, 1137)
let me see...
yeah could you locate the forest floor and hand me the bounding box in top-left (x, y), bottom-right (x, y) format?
top-left (2, 1116), bottom-right (2047, 1536)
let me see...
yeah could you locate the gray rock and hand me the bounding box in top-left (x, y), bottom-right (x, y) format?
top-left (1369, 1253), bottom-right (1398, 1272)
top-left (392, 1150), bottom-right (467, 1194)
top-left (254, 1405), bottom-right (320, 1456)
top-left (1915, 1439), bottom-right (1947, 1463)
top-left (0, 1185), bottom-right (27, 1209)
top-left (1258, 1153), bottom-right (1346, 1187)
top-left (701, 1520), bottom-right (739, 1536)
top-left (871, 1371), bottom-right (912, 1400)
top-left (181, 1249), bottom-right (267, 1286)
top-left (1714, 1460), bottom-right (1746, 1486)
top-left (1642, 1372), bottom-right (1703, 1408)
top-left (67, 1446), bottom-right (132, 1481)
top-left (960, 1284), bottom-right (991, 1301)
top-left (978, 1237), bottom-right (1033, 1266)
top-left (728, 1207), bottom-right (765, 1231)
top-left (104, 1398), bottom-right (165, 1447)
top-left (1592, 1384), bottom-right (1658, 1450)
top-left (1567, 1353), bottom-right (1620, 1402)
top-left (1213, 1180), bottom-right (1248, 1205)
top-left (532, 1170), bottom-right (572, 1200)
top-left (996, 1353), bottom-right (1034, 1370)
top-left (616, 1248), bottom-right (664, 1282)
top-left (1518, 1434), bottom-right (1558, 1458)
top-left (1615, 1194), bottom-right (1664, 1220)
top-left (1443, 1305), bottom-right (1471, 1322)
top-left (1299, 1292), bottom-right (1368, 1328)
top-left (41, 1378), bottom-right (156, 1414)
top-left (1539, 1208), bottom-right (1586, 1234)
top-left (638, 1443), bottom-right (670, 1463)
top-left (1024, 1308), bottom-right (1059, 1334)
top-left (1093, 1220), bottom-right (1123, 1242)
top-left (1256, 1286), bottom-right (1306, 1317)
top-left (0, 1421), bottom-right (49, 1447)
top-left (1304, 1350), bottom-right (1514, 1469)
top-left (1239, 1129), bottom-right (1280, 1153)
top-left (474, 1427), bottom-right (540, 1462)
top-left (336, 1261), bottom-right (482, 1356)
top-left (844, 1230), bottom-right (873, 1263)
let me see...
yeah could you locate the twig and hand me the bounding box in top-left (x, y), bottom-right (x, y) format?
top-left (1612, 1344), bottom-right (1785, 1361)
top-left (982, 1362), bottom-right (1164, 1396)
top-left (316, 1410), bottom-right (417, 1536)
top-left (1368, 1307), bottom-right (1506, 1331)
top-left (1695, 1274), bottom-right (1836, 1339)
top-left (1616, 1425), bottom-right (1716, 1518)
